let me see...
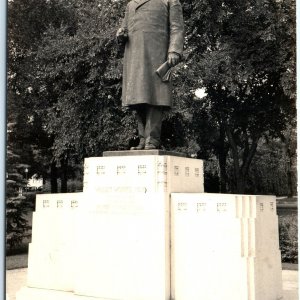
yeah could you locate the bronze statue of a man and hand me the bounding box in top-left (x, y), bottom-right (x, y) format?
top-left (117, 0), bottom-right (184, 150)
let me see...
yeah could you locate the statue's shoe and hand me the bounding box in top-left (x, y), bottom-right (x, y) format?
top-left (130, 142), bottom-right (145, 150)
top-left (144, 143), bottom-right (158, 150)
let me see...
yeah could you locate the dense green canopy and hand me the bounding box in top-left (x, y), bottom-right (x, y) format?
top-left (7, 0), bottom-right (296, 194)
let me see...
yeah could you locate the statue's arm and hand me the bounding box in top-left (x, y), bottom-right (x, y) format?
top-left (121, 4), bottom-right (129, 30)
top-left (116, 4), bottom-right (129, 43)
top-left (168, 0), bottom-right (184, 59)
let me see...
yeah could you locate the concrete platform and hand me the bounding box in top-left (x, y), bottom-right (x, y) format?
top-left (6, 268), bottom-right (298, 300)
top-left (103, 150), bottom-right (187, 157)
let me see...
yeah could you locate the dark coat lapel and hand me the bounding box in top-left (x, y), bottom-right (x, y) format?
top-left (134, 0), bottom-right (152, 10)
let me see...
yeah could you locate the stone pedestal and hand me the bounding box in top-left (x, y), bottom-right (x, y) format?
top-left (83, 153), bottom-right (204, 193)
top-left (27, 193), bottom-right (83, 291)
top-left (170, 193), bottom-right (283, 300)
top-left (16, 152), bottom-right (282, 300)
top-left (75, 192), bottom-right (170, 300)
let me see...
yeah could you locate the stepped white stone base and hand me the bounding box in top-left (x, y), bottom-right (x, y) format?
top-left (74, 192), bottom-right (170, 300)
top-left (25, 192), bottom-right (171, 300)
top-left (16, 154), bottom-right (283, 300)
top-left (27, 193), bottom-right (83, 291)
top-left (83, 155), bottom-right (204, 194)
top-left (16, 287), bottom-right (110, 300)
top-left (171, 193), bottom-right (283, 300)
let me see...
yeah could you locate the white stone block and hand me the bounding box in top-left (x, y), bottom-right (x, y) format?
top-left (27, 193), bottom-right (83, 291)
top-left (83, 156), bottom-right (204, 194)
top-left (35, 193), bottom-right (82, 212)
top-left (170, 193), bottom-right (283, 300)
top-left (27, 243), bottom-right (75, 291)
top-left (17, 155), bottom-right (283, 300)
top-left (16, 287), bottom-right (110, 300)
top-left (74, 192), bottom-right (170, 300)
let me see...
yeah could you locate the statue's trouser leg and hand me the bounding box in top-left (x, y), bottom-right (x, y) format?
top-left (134, 104), bottom-right (163, 148)
top-left (144, 105), bottom-right (163, 147)
top-left (135, 105), bottom-right (146, 147)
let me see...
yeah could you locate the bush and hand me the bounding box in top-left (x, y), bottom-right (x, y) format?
top-left (6, 193), bottom-right (31, 251)
top-left (67, 179), bottom-right (83, 192)
top-left (42, 178), bottom-right (83, 193)
top-left (6, 147), bottom-right (31, 251)
top-left (279, 215), bottom-right (298, 263)
top-left (24, 191), bottom-right (37, 209)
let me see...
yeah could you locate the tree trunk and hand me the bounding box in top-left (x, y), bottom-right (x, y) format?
top-left (218, 153), bottom-right (227, 192)
top-left (225, 126), bottom-right (240, 193)
top-left (286, 147), bottom-right (293, 197)
top-left (50, 161), bottom-right (58, 193)
top-left (60, 157), bottom-right (68, 193)
top-left (236, 172), bottom-right (246, 194)
top-left (218, 125), bottom-right (227, 193)
top-left (285, 125), bottom-right (296, 198)
top-left (225, 125), bottom-right (259, 194)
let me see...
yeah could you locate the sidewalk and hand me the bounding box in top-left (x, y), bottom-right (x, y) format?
top-left (282, 269), bottom-right (298, 300)
top-left (6, 268), bottom-right (298, 300)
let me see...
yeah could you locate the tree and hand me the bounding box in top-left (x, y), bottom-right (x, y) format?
top-left (171, 0), bottom-right (296, 193)
top-left (282, 121), bottom-right (297, 197)
top-left (247, 135), bottom-right (296, 196)
top-left (6, 124), bottom-right (31, 250)
top-left (8, 0), bottom-right (78, 192)
top-left (7, 0), bottom-right (296, 195)
top-left (31, 0), bottom-right (137, 162)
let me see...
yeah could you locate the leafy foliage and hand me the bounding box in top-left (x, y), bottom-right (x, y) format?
top-left (7, 0), bottom-right (296, 195)
top-left (32, 0), bottom-right (136, 160)
top-left (8, 0), bottom-right (79, 190)
top-left (279, 215), bottom-right (298, 263)
top-left (170, 0), bottom-right (296, 192)
top-left (247, 135), bottom-right (297, 195)
top-left (6, 140), bottom-right (31, 250)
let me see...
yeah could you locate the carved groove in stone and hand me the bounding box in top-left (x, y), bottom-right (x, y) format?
top-left (71, 200), bottom-right (78, 208)
top-left (43, 200), bottom-right (50, 208)
top-left (185, 167), bottom-right (190, 177)
top-left (57, 200), bottom-right (63, 208)
top-left (84, 163), bottom-right (89, 175)
top-left (197, 202), bottom-right (206, 212)
top-left (178, 202), bottom-right (187, 211)
top-left (157, 162), bottom-right (168, 175)
top-left (96, 165), bottom-right (105, 175)
top-left (117, 165), bottom-right (126, 175)
top-left (138, 165), bottom-right (147, 175)
top-left (217, 202), bottom-right (227, 212)
top-left (157, 181), bottom-right (167, 191)
top-left (260, 203), bottom-right (264, 211)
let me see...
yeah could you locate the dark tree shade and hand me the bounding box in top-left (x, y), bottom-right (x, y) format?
top-left (7, 0), bottom-right (296, 195)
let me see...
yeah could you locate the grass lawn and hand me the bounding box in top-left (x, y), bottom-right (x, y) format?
top-left (282, 263), bottom-right (298, 271)
top-left (6, 253), bottom-right (28, 270)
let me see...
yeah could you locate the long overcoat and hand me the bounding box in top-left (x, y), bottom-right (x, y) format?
top-left (120, 0), bottom-right (184, 107)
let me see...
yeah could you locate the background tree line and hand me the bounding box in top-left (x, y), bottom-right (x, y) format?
top-left (7, 0), bottom-right (296, 200)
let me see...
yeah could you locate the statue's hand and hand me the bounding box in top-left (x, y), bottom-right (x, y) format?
top-left (116, 28), bottom-right (128, 44)
top-left (168, 52), bottom-right (181, 67)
